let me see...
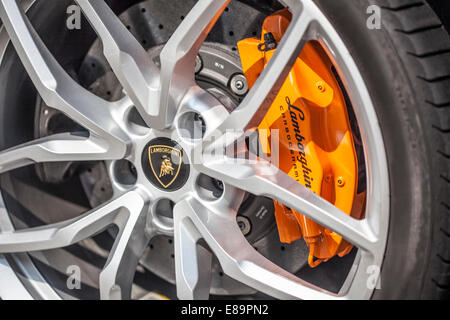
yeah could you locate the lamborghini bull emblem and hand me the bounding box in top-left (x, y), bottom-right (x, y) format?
top-left (148, 145), bottom-right (182, 189)
top-left (142, 137), bottom-right (190, 191)
top-left (159, 156), bottom-right (174, 177)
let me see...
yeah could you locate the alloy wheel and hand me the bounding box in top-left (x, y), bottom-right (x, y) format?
top-left (0, 0), bottom-right (390, 300)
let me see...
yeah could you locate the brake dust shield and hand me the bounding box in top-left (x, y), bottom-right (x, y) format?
top-left (237, 10), bottom-right (365, 267)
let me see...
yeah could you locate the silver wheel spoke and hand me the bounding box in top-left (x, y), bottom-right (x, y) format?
top-left (99, 190), bottom-right (151, 300)
top-left (158, 0), bottom-right (229, 128)
top-left (178, 86), bottom-right (229, 139)
top-left (0, 0), bottom-right (390, 301)
top-left (0, 189), bottom-right (150, 300)
top-left (206, 0), bottom-right (312, 140)
top-left (174, 215), bottom-right (212, 300)
top-left (0, 0), bottom-right (128, 156)
top-left (76, 0), bottom-right (160, 128)
top-left (198, 158), bottom-right (378, 254)
top-left (174, 197), bottom-right (338, 300)
top-left (0, 190), bottom-right (146, 253)
top-left (0, 133), bottom-right (114, 174)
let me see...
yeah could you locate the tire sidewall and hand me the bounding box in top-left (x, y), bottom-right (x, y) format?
top-left (313, 0), bottom-right (435, 299)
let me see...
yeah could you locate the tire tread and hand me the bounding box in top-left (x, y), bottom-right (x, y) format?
top-left (377, 0), bottom-right (450, 299)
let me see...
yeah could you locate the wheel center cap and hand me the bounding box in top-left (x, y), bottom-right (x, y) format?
top-left (141, 137), bottom-right (190, 191)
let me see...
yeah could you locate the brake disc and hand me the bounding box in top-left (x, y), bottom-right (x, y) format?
top-left (34, 0), bottom-right (309, 297)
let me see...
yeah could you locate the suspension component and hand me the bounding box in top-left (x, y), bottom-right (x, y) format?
top-left (238, 9), bottom-right (365, 267)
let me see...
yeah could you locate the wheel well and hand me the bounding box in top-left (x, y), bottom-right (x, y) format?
top-left (426, 0), bottom-right (450, 32)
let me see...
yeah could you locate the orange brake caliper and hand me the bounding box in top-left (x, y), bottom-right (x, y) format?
top-left (238, 10), bottom-right (364, 267)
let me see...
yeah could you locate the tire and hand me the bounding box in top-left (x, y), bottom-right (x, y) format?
top-left (0, 0), bottom-right (448, 300)
top-left (313, 0), bottom-right (450, 299)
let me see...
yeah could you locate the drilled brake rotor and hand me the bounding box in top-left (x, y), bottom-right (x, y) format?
top-left (34, 0), bottom-right (310, 297)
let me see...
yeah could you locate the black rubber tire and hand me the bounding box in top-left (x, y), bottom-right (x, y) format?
top-left (314, 0), bottom-right (449, 299)
top-left (0, 0), bottom-right (447, 300)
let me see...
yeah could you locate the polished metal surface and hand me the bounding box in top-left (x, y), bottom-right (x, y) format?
top-left (0, 0), bottom-right (389, 300)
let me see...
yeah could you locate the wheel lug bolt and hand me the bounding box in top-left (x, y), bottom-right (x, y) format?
top-left (211, 179), bottom-right (224, 198)
top-left (194, 113), bottom-right (206, 135)
top-left (129, 162), bottom-right (137, 175)
top-left (213, 179), bottom-right (223, 190)
top-left (337, 177), bottom-right (345, 187)
top-left (230, 74), bottom-right (248, 95)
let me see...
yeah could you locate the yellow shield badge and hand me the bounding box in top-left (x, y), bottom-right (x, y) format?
top-left (142, 137), bottom-right (190, 191)
top-left (148, 145), bottom-right (182, 189)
